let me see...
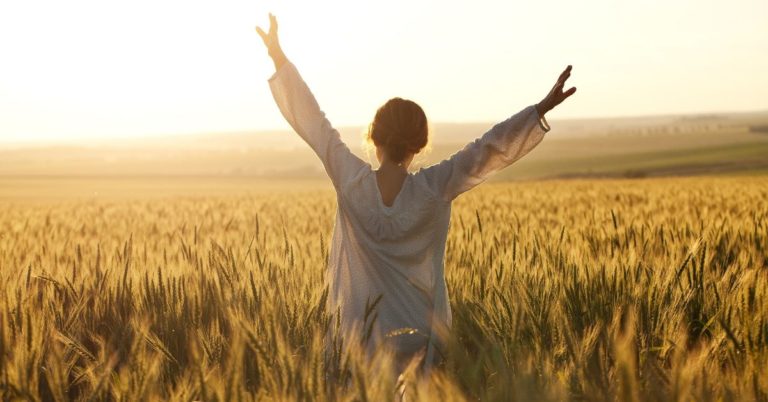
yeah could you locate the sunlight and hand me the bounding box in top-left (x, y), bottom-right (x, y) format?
top-left (1, 0), bottom-right (766, 143)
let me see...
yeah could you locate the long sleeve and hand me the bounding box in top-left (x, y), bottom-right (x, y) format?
top-left (422, 105), bottom-right (550, 201)
top-left (268, 61), bottom-right (367, 189)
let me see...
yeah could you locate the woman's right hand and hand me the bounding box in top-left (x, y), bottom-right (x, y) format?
top-left (256, 13), bottom-right (287, 70)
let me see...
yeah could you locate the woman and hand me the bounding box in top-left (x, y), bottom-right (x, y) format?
top-left (255, 14), bottom-right (575, 377)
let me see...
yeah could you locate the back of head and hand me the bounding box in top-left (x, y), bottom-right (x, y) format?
top-left (367, 98), bottom-right (429, 164)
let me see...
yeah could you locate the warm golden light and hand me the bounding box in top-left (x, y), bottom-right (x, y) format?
top-left (1, 0), bottom-right (767, 143)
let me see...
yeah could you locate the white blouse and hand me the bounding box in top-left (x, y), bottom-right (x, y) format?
top-left (268, 61), bottom-right (550, 374)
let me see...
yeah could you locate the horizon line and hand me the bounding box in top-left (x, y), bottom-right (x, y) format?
top-left (2, 107), bottom-right (766, 148)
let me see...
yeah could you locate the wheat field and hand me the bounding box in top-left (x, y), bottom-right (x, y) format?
top-left (1, 176), bottom-right (767, 401)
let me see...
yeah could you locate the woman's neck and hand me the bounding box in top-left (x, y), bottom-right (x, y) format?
top-left (377, 159), bottom-right (409, 175)
top-left (375, 159), bottom-right (410, 207)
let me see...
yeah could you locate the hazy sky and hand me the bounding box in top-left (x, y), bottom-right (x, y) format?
top-left (1, 0), bottom-right (767, 143)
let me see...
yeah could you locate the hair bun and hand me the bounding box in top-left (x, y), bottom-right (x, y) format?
top-left (367, 98), bottom-right (429, 164)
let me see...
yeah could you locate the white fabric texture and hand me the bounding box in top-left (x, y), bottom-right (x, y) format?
top-left (268, 61), bottom-right (550, 373)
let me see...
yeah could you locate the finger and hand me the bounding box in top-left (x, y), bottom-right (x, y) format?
top-left (558, 65), bottom-right (572, 82)
top-left (255, 26), bottom-right (267, 41)
top-left (270, 13), bottom-right (278, 32)
top-left (563, 87), bottom-right (577, 98)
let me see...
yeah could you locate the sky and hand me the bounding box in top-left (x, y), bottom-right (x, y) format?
top-left (1, 0), bottom-right (767, 144)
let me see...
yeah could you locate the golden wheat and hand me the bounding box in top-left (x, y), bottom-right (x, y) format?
top-left (0, 176), bottom-right (766, 401)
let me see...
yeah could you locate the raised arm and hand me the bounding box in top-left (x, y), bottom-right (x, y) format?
top-left (423, 66), bottom-right (576, 201)
top-left (256, 14), bottom-right (366, 189)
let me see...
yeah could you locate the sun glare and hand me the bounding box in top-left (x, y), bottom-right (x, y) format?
top-left (1, 0), bottom-right (766, 143)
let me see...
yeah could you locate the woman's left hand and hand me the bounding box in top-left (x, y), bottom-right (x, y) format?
top-left (536, 65), bottom-right (576, 117)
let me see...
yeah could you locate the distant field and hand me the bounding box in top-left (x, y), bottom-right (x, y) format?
top-left (0, 176), bottom-right (330, 201)
top-left (1, 111), bottom-right (767, 181)
top-left (493, 141), bottom-right (768, 179)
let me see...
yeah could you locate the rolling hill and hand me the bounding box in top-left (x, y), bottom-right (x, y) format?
top-left (1, 110), bottom-right (767, 184)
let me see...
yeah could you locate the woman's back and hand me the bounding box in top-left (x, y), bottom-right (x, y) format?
top-left (332, 168), bottom-right (453, 371)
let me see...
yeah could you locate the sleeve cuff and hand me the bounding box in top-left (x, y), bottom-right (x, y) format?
top-left (267, 60), bottom-right (295, 83)
top-left (533, 105), bottom-right (551, 132)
